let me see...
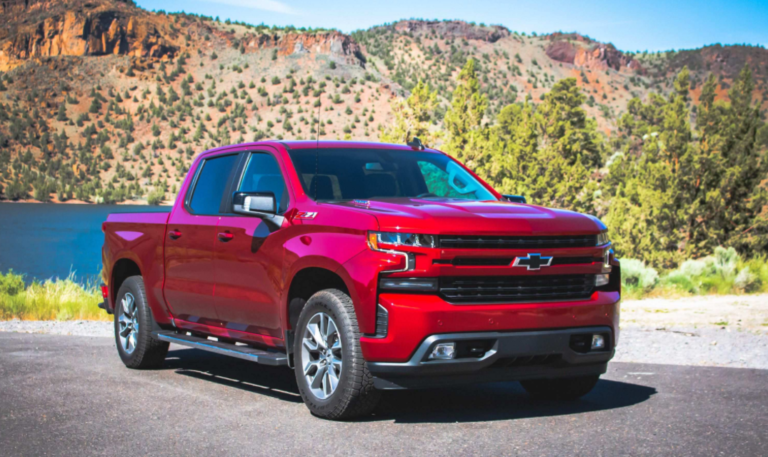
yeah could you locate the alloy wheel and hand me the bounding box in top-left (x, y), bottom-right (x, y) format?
top-left (118, 292), bottom-right (139, 354)
top-left (300, 312), bottom-right (343, 400)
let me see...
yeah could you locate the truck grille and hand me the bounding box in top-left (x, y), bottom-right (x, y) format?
top-left (439, 274), bottom-right (595, 303)
top-left (438, 235), bottom-right (597, 250)
top-left (437, 256), bottom-right (599, 267)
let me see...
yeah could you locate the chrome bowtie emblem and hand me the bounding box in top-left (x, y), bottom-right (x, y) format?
top-left (513, 253), bottom-right (553, 270)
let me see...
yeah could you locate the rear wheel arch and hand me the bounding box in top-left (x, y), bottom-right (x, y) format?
top-left (111, 258), bottom-right (142, 310)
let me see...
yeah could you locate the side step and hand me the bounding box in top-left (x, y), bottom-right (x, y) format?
top-left (154, 331), bottom-right (289, 367)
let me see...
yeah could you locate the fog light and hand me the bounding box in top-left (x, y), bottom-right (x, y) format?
top-left (591, 334), bottom-right (606, 350)
top-left (595, 273), bottom-right (610, 287)
top-left (428, 342), bottom-right (456, 360)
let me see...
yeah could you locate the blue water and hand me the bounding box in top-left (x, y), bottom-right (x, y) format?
top-left (0, 203), bottom-right (170, 284)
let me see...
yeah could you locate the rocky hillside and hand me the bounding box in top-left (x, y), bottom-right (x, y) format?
top-left (0, 0), bottom-right (766, 203)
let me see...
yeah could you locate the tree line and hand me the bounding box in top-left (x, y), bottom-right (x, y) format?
top-left (381, 60), bottom-right (768, 267)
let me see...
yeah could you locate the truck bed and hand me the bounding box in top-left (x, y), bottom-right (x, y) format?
top-left (102, 211), bottom-right (172, 320)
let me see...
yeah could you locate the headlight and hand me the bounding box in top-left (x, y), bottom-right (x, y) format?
top-left (596, 231), bottom-right (610, 246)
top-left (367, 231), bottom-right (436, 250)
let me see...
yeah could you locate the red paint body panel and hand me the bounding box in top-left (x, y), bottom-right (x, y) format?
top-left (362, 292), bottom-right (620, 363)
top-left (101, 140), bottom-right (620, 364)
top-left (214, 215), bottom-right (286, 337)
top-left (163, 209), bottom-right (220, 322)
top-left (101, 211), bottom-right (172, 324)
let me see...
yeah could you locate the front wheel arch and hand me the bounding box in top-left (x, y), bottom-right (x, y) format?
top-left (285, 266), bottom-right (350, 331)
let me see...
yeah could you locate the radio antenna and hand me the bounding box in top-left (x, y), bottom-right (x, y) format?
top-left (313, 86), bottom-right (322, 200)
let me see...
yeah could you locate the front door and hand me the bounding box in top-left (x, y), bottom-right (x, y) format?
top-left (164, 153), bottom-right (240, 324)
top-left (214, 151), bottom-right (290, 338)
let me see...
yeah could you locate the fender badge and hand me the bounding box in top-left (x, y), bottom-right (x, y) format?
top-left (295, 211), bottom-right (318, 219)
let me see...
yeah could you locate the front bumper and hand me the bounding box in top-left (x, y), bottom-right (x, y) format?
top-left (368, 326), bottom-right (613, 390)
top-left (360, 291), bottom-right (620, 363)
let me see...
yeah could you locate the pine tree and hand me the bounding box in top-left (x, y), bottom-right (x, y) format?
top-left (688, 65), bottom-right (768, 255)
top-left (379, 80), bottom-right (439, 146)
top-left (603, 65), bottom-right (768, 266)
top-left (56, 104), bottom-right (67, 121)
top-left (483, 79), bottom-right (604, 213)
top-left (604, 68), bottom-right (693, 267)
top-left (88, 97), bottom-right (102, 114)
top-left (443, 59), bottom-right (488, 166)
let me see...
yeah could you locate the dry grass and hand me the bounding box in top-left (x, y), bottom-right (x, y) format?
top-left (0, 270), bottom-right (108, 321)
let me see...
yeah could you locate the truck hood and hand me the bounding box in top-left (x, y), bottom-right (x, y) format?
top-left (329, 198), bottom-right (604, 235)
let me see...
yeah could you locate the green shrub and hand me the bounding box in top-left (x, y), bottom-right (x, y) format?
top-left (146, 188), bottom-right (165, 205)
top-left (621, 259), bottom-right (659, 291)
top-left (734, 267), bottom-right (759, 292)
top-left (622, 247), bottom-right (768, 298)
top-left (0, 270), bottom-right (25, 295)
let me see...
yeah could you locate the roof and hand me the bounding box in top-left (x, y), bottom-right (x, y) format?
top-left (197, 140), bottom-right (441, 159)
top-left (280, 140), bottom-right (436, 152)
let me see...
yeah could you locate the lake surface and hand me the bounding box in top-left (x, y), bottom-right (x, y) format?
top-left (0, 203), bottom-right (170, 284)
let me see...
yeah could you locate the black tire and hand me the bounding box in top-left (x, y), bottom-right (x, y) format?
top-left (293, 289), bottom-right (381, 420)
top-left (114, 276), bottom-right (169, 369)
top-left (520, 375), bottom-right (600, 401)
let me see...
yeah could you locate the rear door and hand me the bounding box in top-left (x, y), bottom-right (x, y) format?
top-left (164, 153), bottom-right (241, 324)
top-left (213, 150), bottom-right (290, 338)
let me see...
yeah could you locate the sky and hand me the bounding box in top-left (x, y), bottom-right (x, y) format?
top-left (136, 0), bottom-right (768, 53)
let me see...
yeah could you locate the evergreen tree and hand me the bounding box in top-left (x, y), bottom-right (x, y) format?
top-left (604, 65), bottom-right (768, 266)
top-left (56, 104), bottom-right (67, 121)
top-left (379, 80), bottom-right (439, 146)
top-left (88, 97), bottom-right (102, 114)
top-left (687, 66), bottom-right (768, 255)
top-left (483, 79), bottom-right (604, 213)
top-left (605, 68), bottom-right (693, 267)
top-left (443, 59), bottom-right (488, 166)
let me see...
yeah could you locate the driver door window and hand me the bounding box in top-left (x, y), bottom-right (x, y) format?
top-left (238, 153), bottom-right (288, 214)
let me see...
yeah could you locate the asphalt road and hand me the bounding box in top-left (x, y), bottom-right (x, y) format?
top-left (1, 333), bottom-right (766, 456)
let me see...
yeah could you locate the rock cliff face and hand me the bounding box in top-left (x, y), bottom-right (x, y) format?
top-left (546, 33), bottom-right (643, 73)
top-left (0, 0), bottom-right (367, 71)
top-left (242, 31), bottom-right (365, 65)
top-left (0, 0), bottom-right (178, 71)
top-left (392, 20), bottom-right (510, 43)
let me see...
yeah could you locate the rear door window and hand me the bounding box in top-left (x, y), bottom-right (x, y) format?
top-left (188, 154), bottom-right (239, 215)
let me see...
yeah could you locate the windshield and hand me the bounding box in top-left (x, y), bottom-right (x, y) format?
top-left (288, 148), bottom-right (497, 202)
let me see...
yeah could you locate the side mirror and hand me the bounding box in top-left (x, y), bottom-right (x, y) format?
top-left (503, 194), bottom-right (526, 204)
top-left (233, 192), bottom-right (276, 216)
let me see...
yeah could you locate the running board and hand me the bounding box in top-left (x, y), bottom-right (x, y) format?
top-left (154, 331), bottom-right (289, 366)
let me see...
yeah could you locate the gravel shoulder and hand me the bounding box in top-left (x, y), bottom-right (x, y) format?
top-left (621, 293), bottom-right (768, 331)
top-left (2, 294), bottom-right (767, 369)
top-left (0, 320), bottom-right (113, 337)
top-left (613, 324), bottom-right (768, 369)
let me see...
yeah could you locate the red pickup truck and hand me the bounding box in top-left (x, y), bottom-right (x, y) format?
top-left (101, 140), bottom-right (620, 419)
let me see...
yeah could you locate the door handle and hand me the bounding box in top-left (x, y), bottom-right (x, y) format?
top-left (168, 230), bottom-right (182, 240)
top-left (217, 232), bottom-right (234, 242)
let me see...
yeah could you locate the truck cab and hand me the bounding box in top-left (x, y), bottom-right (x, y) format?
top-left (101, 140), bottom-right (620, 419)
